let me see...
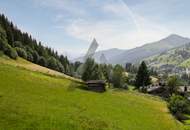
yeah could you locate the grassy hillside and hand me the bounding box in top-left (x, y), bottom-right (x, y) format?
top-left (0, 56), bottom-right (185, 130)
top-left (180, 59), bottom-right (190, 68)
top-left (145, 43), bottom-right (190, 68)
top-left (0, 52), bottom-right (82, 83)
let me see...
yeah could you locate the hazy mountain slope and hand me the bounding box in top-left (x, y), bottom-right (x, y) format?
top-left (93, 48), bottom-right (125, 63)
top-left (110, 34), bottom-right (190, 65)
top-left (145, 43), bottom-right (190, 68)
top-left (74, 48), bottom-right (125, 63)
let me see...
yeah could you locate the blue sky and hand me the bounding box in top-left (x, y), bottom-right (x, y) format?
top-left (0, 0), bottom-right (190, 58)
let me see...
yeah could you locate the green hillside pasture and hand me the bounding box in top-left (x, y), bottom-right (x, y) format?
top-left (0, 63), bottom-right (184, 130)
top-left (180, 58), bottom-right (190, 68)
top-left (0, 54), bottom-right (82, 83)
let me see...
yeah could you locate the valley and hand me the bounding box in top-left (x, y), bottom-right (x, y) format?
top-left (0, 55), bottom-right (184, 130)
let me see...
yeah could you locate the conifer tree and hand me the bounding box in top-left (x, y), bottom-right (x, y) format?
top-left (82, 58), bottom-right (102, 81)
top-left (135, 61), bottom-right (151, 90)
top-left (0, 14), bottom-right (73, 75)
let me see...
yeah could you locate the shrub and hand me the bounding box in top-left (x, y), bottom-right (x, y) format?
top-left (122, 83), bottom-right (128, 90)
top-left (0, 40), bottom-right (8, 52)
top-left (4, 45), bottom-right (18, 59)
top-left (127, 73), bottom-right (136, 86)
top-left (32, 51), bottom-right (39, 63)
top-left (167, 76), bottom-right (179, 95)
top-left (47, 57), bottom-right (59, 70)
top-left (26, 51), bottom-right (33, 62)
top-left (99, 64), bottom-right (112, 82)
top-left (0, 25), bottom-right (8, 52)
top-left (111, 64), bottom-right (125, 88)
top-left (38, 56), bottom-right (47, 67)
top-left (0, 32), bottom-right (18, 60)
top-left (15, 47), bottom-right (27, 59)
top-left (57, 61), bottom-right (65, 72)
top-left (14, 41), bottom-right (23, 48)
top-left (168, 95), bottom-right (189, 115)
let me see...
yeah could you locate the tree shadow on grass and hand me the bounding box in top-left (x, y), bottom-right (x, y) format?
top-left (67, 81), bottom-right (88, 92)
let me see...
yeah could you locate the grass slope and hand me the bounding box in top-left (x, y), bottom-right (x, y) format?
top-left (0, 56), bottom-right (184, 130)
top-left (0, 53), bottom-right (82, 83)
top-left (145, 43), bottom-right (190, 68)
top-left (180, 58), bottom-right (190, 68)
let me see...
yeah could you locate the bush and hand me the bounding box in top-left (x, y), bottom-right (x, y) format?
top-left (15, 47), bottom-right (27, 59)
top-left (0, 32), bottom-right (18, 60)
top-left (4, 45), bottom-right (18, 59)
top-left (0, 25), bottom-right (8, 51)
top-left (174, 112), bottom-right (189, 121)
top-left (99, 64), bottom-right (112, 82)
top-left (26, 51), bottom-right (33, 62)
top-left (111, 64), bottom-right (125, 88)
top-left (38, 56), bottom-right (47, 67)
top-left (168, 95), bottom-right (189, 114)
top-left (14, 41), bottom-right (23, 48)
top-left (32, 51), bottom-right (39, 63)
top-left (0, 40), bottom-right (7, 52)
top-left (57, 61), bottom-right (65, 73)
top-left (122, 83), bottom-right (128, 89)
top-left (47, 57), bottom-right (59, 70)
top-left (127, 73), bottom-right (136, 86)
top-left (167, 76), bottom-right (179, 95)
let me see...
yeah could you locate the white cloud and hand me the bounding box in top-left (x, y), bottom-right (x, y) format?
top-left (64, 0), bottom-right (171, 50)
top-left (32, 0), bottom-right (172, 54)
top-left (33, 0), bottom-right (87, 16)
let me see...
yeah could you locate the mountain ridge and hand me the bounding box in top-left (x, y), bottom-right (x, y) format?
top-left (75, 34), bottom-right (190, 66)
top-left (110, 34), bottom-right (190, 65)
top-left (73, 48), bottom-right (125, 63)
top-left (145, 42), bottom-right (190, 74)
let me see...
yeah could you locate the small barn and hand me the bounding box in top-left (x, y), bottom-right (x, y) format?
top-left (86, 80), bottom-right (106, 92)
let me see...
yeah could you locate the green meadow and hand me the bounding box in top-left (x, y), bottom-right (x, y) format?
top-left (0, 56), bottom-right (184, 130)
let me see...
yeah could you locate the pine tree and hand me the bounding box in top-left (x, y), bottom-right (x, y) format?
top-left (47, 57), bottom-right (58, 70)
top-left (82, 58), bottom-right (102, 81)
top-left (135, 61), bottom-right (151, 90)
top-left (38, 56), bottom-right (47, 67)
top-left (0, 14), bottom-right (73, 75)
top-left (6, 26), bottom-right (14, 46)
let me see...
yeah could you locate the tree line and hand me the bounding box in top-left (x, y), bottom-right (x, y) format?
top-left (81, 58), bottom-right (129, 89)
top-left (0, 14), bottom-right (74, 76)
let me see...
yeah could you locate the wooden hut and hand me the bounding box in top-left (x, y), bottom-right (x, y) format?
top-left (86, 80), bottom-right (106, 92)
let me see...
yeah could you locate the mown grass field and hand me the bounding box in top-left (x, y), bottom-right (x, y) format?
top-left (0, 53), bottom-right (82, 83)
top-left (0, 56), bottom-right (185, 130)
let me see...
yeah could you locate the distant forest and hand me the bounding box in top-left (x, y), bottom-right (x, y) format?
top-left (0, 14), bottom-right (76, 76)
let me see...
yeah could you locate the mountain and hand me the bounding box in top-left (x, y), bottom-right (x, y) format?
top-left (145, 43), bottom-right (190, 74)
top-left (75, 34), bottom-right (190, 65)
top-left (110, 34), bottom-right (190, 65)
top-left (74, 48), bottom-right (125, 63)
top-left (93, 48), bottom-right (125, 63)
